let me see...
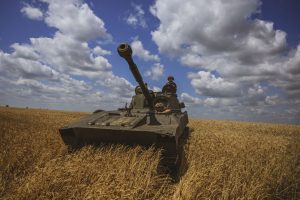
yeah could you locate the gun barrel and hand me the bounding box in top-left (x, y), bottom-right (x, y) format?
top-left (117, 43), bottom-right (154, 109)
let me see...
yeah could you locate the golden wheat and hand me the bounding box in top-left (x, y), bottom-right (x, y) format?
top-left (0, 107), bottom-right (299, 199)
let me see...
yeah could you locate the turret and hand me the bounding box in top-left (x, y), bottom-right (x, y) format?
top-left (117, 43), bottom-right (154, 110)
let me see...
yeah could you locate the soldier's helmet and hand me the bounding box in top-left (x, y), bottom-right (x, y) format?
top-left (167, 75), bottom-right (174, 81)
top-left (135, 86), bottom-right (143, 94)
top-left (155, 102), bottom-right (166, 112)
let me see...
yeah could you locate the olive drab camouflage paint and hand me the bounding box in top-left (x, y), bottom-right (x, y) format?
top-left (59, 43), bottom-right (189, 178)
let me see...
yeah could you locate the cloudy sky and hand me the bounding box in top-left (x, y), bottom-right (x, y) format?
top-left (0, 0), bottom-right (299, 124)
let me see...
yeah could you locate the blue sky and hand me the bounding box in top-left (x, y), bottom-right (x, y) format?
top-left (0, 0), bottom-right (299, 124)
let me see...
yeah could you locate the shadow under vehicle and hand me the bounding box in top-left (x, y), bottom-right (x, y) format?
top-left (59, 43), bottom-right (189, 179)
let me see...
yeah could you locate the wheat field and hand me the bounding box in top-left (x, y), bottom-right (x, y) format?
top-left (0, 107), bottom-right (299, 199)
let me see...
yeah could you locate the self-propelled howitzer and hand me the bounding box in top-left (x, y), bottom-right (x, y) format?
top-left (59, 43), bottom-right (189, 174)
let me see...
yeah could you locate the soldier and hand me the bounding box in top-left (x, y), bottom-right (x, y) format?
top-left (155, 101), bottom-right (172, 113)
top-left (162, 75), bottom-right (177, 94)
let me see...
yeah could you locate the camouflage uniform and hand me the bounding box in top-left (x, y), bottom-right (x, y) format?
top-left (162, 76), bottom-right (177, 94)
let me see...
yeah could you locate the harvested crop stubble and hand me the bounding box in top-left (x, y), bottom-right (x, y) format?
top-left (0, 107), bottom-right (299, 199)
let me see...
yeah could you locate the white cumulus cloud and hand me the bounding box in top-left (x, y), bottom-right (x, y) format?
top-left (188, 71), bottom-right (241, 98)
top-left (145, 63), bottom-right (164, 80)
top-left (21, 4), bottom-right (43, 20)
top-left (180, 93), bottom-right (202, 106)
top-left (0, 0), bottom-right (134, 111)
top-left (150, 0), bottom-right (300, 123)
top-left (131, 38), bottom-right (160, 62)
top-left (93, 46), bottom-right (111, 56)
top-left (125, 3), bottom-right (147, 28)
top-left (43, 0), bottom-right (111, 41)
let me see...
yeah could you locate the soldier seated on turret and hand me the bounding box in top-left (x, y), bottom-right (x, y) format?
top-left (132, 83), bottom-right (155, 109)
top-left (162, 75), bottom-right (177, 94)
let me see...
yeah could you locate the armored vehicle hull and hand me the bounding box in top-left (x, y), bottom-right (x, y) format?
top-left (59, 43), bottom-right (189, 176)
top-left (60, 110), bottom-right (188, 168)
